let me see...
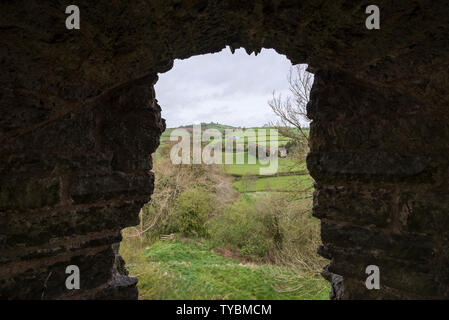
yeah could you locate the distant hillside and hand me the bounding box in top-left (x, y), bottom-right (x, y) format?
top-left (161, 122), bottom-right (236, 141)
top-left (176, 122), bottom-right (236, 131)
top-left (162, 124), bottom-right (309, 139)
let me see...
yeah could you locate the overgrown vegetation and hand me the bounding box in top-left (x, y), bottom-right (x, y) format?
top-left (120, 65), bottom-right (329, 300)
top-left (122, 134), bottom-right (329, 299)
top-left (121, 238), bottom-right (329, 300)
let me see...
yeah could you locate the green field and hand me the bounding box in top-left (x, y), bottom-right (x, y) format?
top-left (123, 239), bottom-right (329, 300)
top-left (233, 174), bottom-right (313, 192)
top-left (222, 151), bottom-right (306, 176)
top-left (160, 124), bottom-right (294, 146)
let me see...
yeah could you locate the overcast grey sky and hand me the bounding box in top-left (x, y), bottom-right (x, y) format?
top-left (154, 46), bottom-right (295, 128)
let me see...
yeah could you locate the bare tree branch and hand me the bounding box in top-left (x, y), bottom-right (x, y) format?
top-left (268, 64), bottom-right (312, 145)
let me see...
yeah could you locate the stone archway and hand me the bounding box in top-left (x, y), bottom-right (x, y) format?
top-left (1, 1), bottom-right (448, 299)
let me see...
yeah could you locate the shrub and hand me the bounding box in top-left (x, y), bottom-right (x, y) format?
top-left (208, 192), bottom-right (327, 272)
top-left (128, 146), bottom-right (234, 241)
top-left (255, 192), bottom-right (326, 273)
top-left (209, 199), bottom-right (271, 259)
top-left (171, 186), bottom-right (213, 237)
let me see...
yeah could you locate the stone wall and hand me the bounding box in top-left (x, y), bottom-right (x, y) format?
top-left (0, 0), bottom-right (448, 299)
top-left (0, 75), bottom-right (164, 299)
top-left (308, 70), bottom-right (449, 298)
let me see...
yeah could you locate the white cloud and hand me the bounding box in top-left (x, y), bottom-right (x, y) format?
top-left (154, 46), bottom-right (295, 128)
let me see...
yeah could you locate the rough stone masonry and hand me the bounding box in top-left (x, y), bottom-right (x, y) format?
top-left (0, 1), bottom-right (448, 299)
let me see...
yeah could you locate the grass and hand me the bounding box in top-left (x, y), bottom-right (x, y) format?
top-left (121, 124), bottom-right (327, 300)
top-left (121, 239), bottom-right (329, 300)
top-left (223, 151), bottom-right (305, 176)
top-left (233, 175), bottom-right (313, 192)
top-left (161, 126), bottom-right (292, 145)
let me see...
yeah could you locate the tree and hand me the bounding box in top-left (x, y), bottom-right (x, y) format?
top-left (268, 64), bottom-right (313, 162)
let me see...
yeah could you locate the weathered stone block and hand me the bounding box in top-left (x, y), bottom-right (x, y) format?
top-left (69, 172), bottom-right (154, 204)
top-left (0, 178), bottom-right (60, 211)
top-left (328, 249), bottom-right (442, 298)
top-left (310, 117), bottom-right (449, 154)
top-left (0, 246), bottom-right (115, 300)
top-left (404, 192), bottom-right (449, 236)
top-left (321, 220), bottom-right (435, 264)
top-left (313, 184), bottom-right (394, 228)
top-left (307, 152), bottom-right (430, 182)
top-left (3, 107), bottom-right (96, 154)
top-left (1, 204), bottom-right (135, 259)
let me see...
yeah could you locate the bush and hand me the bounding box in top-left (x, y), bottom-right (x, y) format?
top-left (208, 192), bottom-right (327, 273)
top-left (254, 192), bottom-right (326, 273)
top-left (130, 148), bottom-right (234, 241)
top-left (171, 186), bottom-right (213, 237)
top-left (209, 199), bottom-right (272, 259)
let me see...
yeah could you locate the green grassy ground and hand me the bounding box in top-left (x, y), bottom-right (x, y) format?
top-left (160, 125), bottom-right (293, 145)
top-left (233, 174), bottom-right (313, 192)
top-left (222, 151), bottom-right (305, 176)
top-left (121, 124), bottom-right (327, 300)
top-left (123, 239), bottom-right (329, 300)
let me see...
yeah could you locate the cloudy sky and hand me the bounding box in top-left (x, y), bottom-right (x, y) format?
top-left (154, 47), bottom-right (296, 128)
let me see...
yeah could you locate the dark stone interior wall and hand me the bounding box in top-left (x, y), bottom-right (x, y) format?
top-left (0, 1), bottom-right (448, 299)
top-left (309, 71), bottom-right (449, 298)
